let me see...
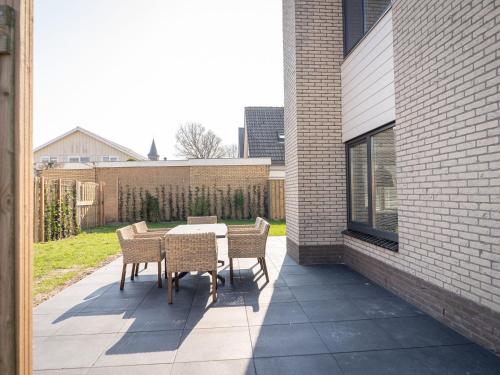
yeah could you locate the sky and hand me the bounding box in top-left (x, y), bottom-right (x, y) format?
top-left (34, 0), bottom-right (284, 160)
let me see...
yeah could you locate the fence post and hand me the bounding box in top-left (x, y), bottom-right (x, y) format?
top-left (39, 177), bottom-right (45, 242)
top-left (57, 179), bottom-right (62, 238)
top-left (100, 183), bottom-right (105, 226)
top-left (75, 181), bottom-right (81, 229)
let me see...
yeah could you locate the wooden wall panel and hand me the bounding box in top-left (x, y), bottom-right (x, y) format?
top-left (0, 1), bottom-right (33, 374)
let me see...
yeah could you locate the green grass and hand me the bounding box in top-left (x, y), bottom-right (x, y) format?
top-left (33, 219), bottom-right (285, 302)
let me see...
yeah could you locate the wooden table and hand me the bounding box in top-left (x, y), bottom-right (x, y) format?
top-left (168, 223), bottom-right (228, 238)
top-left (168, 223), bottom-right (228, 284)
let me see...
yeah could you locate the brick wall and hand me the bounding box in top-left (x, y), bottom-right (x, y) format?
top-left (283, 0), bottom-right (346, 264)
top-left (39, 168), bottom-right (96, 183)
top-left (46, 164), bottom-right (270, 223)
top-left (391, 0), bottom-right (500, 313)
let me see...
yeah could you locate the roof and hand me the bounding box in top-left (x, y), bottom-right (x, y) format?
top-left (148, 139), bottom-right (159, 160)
top-left (34, 127), bottom-right (147, 160)
top-left (238, 127), bottom-right (245, 158)
top-left (244, 107), bottom-right (285, 165)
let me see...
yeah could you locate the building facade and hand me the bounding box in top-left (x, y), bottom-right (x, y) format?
top-left (34, 127), bottom-right (146, 165)
top-left (284, 0), bottom-right (500, 352)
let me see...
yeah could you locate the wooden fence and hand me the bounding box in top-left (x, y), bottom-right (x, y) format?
top-left (268, 179), bottom-right (285, 220)
top-left (34, 177), bottom-right (104, 242)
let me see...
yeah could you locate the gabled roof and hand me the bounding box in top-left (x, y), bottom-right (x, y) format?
top-left (244, 107), bottom-right (285, 165)
top-left (34, 127), bottom-right (147, 160)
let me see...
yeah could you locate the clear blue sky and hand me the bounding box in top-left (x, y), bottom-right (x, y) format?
top-left (34, 0), bottom-right (284, 160)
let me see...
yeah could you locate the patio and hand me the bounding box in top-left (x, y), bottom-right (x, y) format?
top-left (34, 236), bottom-right (500, 374)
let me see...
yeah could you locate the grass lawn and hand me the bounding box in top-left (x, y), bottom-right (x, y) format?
top-left (33, 219), bottom-right (285, 303)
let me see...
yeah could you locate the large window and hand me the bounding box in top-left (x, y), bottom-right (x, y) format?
top-left (343, 0), bottom-right (391, 55)
top-left (347, 124), bottom-right (397, 242)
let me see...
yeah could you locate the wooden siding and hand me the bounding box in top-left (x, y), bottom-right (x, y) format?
top-left (0, 1), bottom-right (33, 374)
top-left (268, 179), bottom-right (285, 220)
top-left (34, 130), bottom-right (135, 162)
top-left (341, 9), bottom-right (395, 142)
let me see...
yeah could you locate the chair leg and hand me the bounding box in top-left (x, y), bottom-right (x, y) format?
top-left (135, 263), bottom-right (139, 277)
top-left (167, 273), bottom-right (173, 304)
top-left (120, 264), bottom-right (127, 290)
top-left (229, 258), bottom-right (234, 284)
top-left (157, 262), bottom-right (162, 288)
top-left (262, 258), bottom-right (269, 283)
top-left (175, 272), bottom-right (179, 292)
top-left (211, 270), bottom-right (217, 303)
top-left (131, 263), bottom-right (135, 281)
top-left (164, 258), bottom-right (167, 279)
top-left (258, 258), bottom-right (263, 272)
top-left (144, 262), bottom-right (148, 269)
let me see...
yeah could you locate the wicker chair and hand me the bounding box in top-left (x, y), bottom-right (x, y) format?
top-left (132, 221), bottom-right (170, 236)
top-left (116, 225), bottom-right (165, 290)
top-left (165, 232), bottom-right (218, 304)
top-left (228, 217), bottom-right (264, 234)
top-left (228, 219), bottom-right (271, 284)
top-left (187, 216), bottom-right (218, 224)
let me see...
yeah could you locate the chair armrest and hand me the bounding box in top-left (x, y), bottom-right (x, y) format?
top-left (148, 228), bottom-right (170, 232)
top-left (121, 237), bottom-right (164, 263)
top-left (135, 232), bottom-right (165, 238)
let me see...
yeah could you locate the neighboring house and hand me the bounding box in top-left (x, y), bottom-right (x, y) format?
top-left (284, 0), bottom-right (499, 353)
top-left (241, 107), bottom-right (285, 179)
top-left (34, 127), bottom-right (146, 165)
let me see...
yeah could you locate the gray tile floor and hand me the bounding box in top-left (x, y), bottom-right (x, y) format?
top-left (34, 236), bottom-right (500, 374)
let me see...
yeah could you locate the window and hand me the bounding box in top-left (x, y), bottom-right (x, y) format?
top-left (347, 124), bottom-right (397, 242)
top-left (343, 0), bottom-right (391, 55)
top-left (68, 156), bottom-right (80, 163)
top-left (102, 156), bottom-right (119, 162)
top-left (277, 134), bottom-right (285, 143)
top-left (40, 156), bottom-right (57, 163)
top-left (79, 156), bottom-right (91, 163)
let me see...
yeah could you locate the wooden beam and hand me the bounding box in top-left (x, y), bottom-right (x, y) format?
top-left (0, 1), bottom-right (33, 374)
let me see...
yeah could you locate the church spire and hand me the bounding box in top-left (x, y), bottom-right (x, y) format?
top-left (148, 139), bottom-right (159, 161)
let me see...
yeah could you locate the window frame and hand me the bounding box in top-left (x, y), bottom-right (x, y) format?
top-left (346, 122), bottom-right (398, 242)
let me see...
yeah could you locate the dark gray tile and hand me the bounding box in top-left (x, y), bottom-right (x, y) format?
top-left (335, 349), bottom-right (436, 375)
top-left (300, 299), bottom-right (367, 322)
top-left (244, 286), bottom-right (296, 305)
top-left (290, 285), bottom-right (345, 302)
top-left (342, 282), bottom-right (394, 299)
top-left (254, 354), bottom-right (342, 375)
top-left (246, 301), bottom-right (309, 325)
top-left (34, 369), bottom-right (87, 375)
top-left (94, 330), bottom-right (182, 366)
top-left (121, 304), bottom-right (190, 332)
top-left (175, 327), bottom-right (253, 362)
top-left (34, 333), bottom-right (115, 370)
top-left (314, 320), bottom-right (400, 353)
top-left (54, 312), bottom-right (129, 335)
top-left (250, 323), bottom-right (329, 358)
top-left (352, 296), bottom-right (424, 318)
top-left (186, 304), bottom-right (248, 329)
top-left (410, 344), bottom-right (500, 374)
top-left (172, 359), bottom-right (255, 375)
top-left (87, 364), bottom-right (172, 374)
top-left (376, 316), bottom-right (470, 348)
top-left (33, 313), bottom-right (71, 337)
top-left (283, 271), bottom-right (368, 287)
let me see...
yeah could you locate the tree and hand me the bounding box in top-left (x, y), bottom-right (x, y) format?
top-left (175, 123), bottom-right (226, 159)
top-left (223, 144), bottom-right (239, 158)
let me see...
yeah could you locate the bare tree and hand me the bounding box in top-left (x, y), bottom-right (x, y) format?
top-left (175, 123), bottom-right (226, 159)
top-left (223, 144), bottom-right (239, 158)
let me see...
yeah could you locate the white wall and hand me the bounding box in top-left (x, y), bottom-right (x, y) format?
top-left (342, 9), bottom-right (395, 142)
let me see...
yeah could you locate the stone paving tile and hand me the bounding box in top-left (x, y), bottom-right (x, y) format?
top-left (171, 359), bottom-right (255, 375)
top-left (32, 236), bottom-right (500, 374)
top-left (246, 301), bottom-right (309, 326)
top-left (254, 354), bottom-right (343, 375)
top-left (175, 327), bottom-right (253, 362)
top-left (250, 323), bottom-right (329, 358)
top-left (93, 330), bottom-right (182, 366)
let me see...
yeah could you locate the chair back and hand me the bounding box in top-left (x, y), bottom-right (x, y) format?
top-left (132, 221), bottom-right (148, 234)
top-left (187, 216), bottom-right (218, 224)
top-left (255, 217), bottom-right (264, 229)
top-left (116, 225), bottom-right (134, 246)
top-left (166, 232), bottom-right (217, 273)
